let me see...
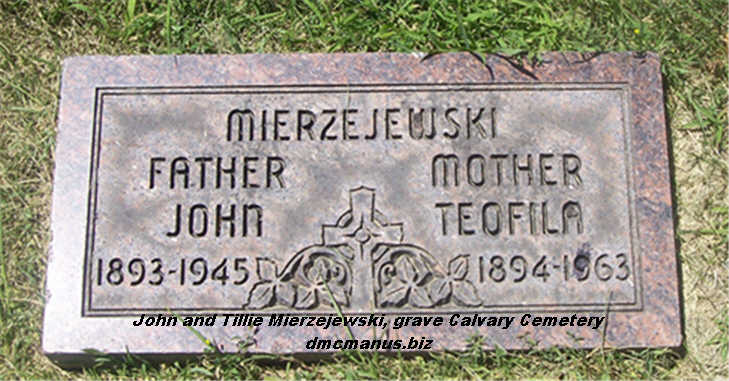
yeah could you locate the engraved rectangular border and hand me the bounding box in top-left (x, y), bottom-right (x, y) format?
top-left (82, 83), bottom-right (643, 316)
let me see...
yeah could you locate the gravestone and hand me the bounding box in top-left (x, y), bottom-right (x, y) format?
top-left (43, 52), bottom-right (681, 367)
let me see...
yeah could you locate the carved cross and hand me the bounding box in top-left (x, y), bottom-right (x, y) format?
top-left (321, 186), bottom-right (403, 307)
top-left (322, 186), bottom-right (403, 259)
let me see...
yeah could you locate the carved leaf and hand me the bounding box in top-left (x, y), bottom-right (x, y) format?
top-left (400, 256), bottom-right (419, 284)
top-left (429, 277), bottom-right (451, 305)
top-left (381, 284), bottom-right (409, 306)
top-left (321, 283), bottom-right (350, 307)
top-left (247, 282), bottom-right (275, 309)
top-left (448, 255), bottom-right (469, 281)
top-left (409, 286), bottom-right (434, 308)
top-left (256, 258), bottom-right (277, 281)
top-left (294, 287), bottom-right (317, 309)
top-left (277, 282), bottom-right (296, 307)
top-left (452, 280), bottom-right (481, 307)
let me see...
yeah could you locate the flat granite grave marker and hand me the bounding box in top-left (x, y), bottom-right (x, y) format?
top-left (43, 52), bottom-right (681, 366)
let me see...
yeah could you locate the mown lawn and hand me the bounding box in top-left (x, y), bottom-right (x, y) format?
top-left (0, 0), bottom-right (726, 379)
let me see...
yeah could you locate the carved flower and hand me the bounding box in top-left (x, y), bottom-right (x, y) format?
top-left (246, 258), bottom-right (295, 308)
top-left (429, 255), bottom-right (481, 307)
top-left (379, 255), bottom-right (434, 307)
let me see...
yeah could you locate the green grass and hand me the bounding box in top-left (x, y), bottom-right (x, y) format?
top-left (1, 0), bottom-right (727, 378)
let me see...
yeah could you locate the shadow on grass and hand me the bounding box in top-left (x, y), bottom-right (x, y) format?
top-left (661, 66), bottom-right (689, 359)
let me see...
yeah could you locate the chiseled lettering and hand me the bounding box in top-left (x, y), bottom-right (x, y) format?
top-left (165, 203), bottom-right (264, 238)
top-left (171, 157), bottom-right (190, 189)
top-left (150, 156), bottom-right (286, 190)
top-left (149, 157), bottom-right (165, 189)
top-left (432, 154), bottom-right (459, 187)
top-left (430, 153), bottom-right (585, 188)
top-left (443, 107), bottom-right (460, 139)
top-left (194, 157), bottom-right (213, 189)
top-left (435, 202), bottom-right (453, 235)
top-left (437, 200), bottom-right (584, 237)
top-left (243, 156), bottom-right (259, 188)
top-left (273, 109), bottom-right (290, 141)
top-left (385, 108), bottom-right (402, 140)
top-left (297, 109), bottom-right (316, 140)
top-left (227, 109), bottom-right (255, 141)
top-left (320, 109), bottom-right (338, 140)
top-left (563, 154), bottom-right (582, 187)
top-left (343, 108), bottom-right (359, 140)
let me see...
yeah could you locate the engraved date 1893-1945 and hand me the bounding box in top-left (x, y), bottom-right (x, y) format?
top-left (95, 257), bottom-right (251, 287)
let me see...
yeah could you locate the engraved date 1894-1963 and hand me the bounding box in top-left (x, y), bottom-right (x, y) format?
top-left (476, 252), bottom-right (630, 284)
